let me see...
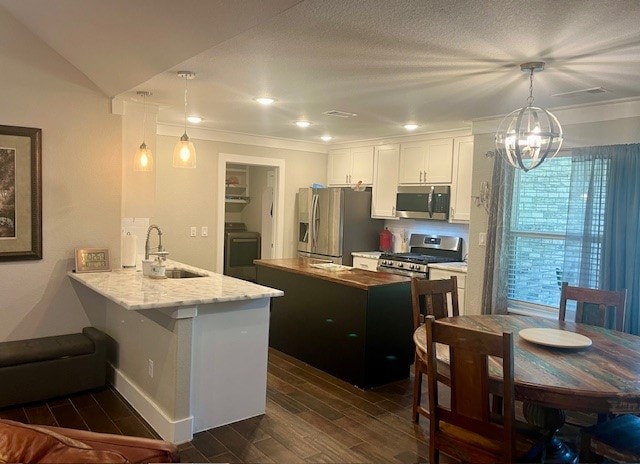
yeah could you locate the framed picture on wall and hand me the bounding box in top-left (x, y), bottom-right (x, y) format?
top-left (0, 125), bottom-right (42, 261)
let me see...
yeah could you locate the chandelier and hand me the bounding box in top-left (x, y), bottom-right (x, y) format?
top-left (173, 71), bottom-right (197, 168)
top-left (495, 62), bottom-right (563, 172)
top-left (133, 91), bottom-right (153, 172)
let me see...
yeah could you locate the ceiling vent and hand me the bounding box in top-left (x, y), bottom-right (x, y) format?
top-left (323, 110), bottom-right (358, 118)
top-left (552, 87), bottom-right (607, 98)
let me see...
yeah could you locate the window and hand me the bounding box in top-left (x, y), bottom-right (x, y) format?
top-left (506, 155), bottom-right (608, 311)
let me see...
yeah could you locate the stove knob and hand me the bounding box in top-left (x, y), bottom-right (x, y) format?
top-left (397, 263), bottom-right (403, 268)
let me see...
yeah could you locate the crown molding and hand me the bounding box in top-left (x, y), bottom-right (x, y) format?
top-left (327, 127), bottom-right (472, 150)
top-left (472, 98), bottom-right (640, 135)
top-left (156, 123), bottom-right (328, 154)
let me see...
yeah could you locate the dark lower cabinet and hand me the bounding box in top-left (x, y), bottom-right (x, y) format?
top-left (257, 265), bottom-right (413, 389)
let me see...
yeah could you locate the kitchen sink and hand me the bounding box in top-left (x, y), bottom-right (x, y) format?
top-left (165, 268), bottom-right (206, 279)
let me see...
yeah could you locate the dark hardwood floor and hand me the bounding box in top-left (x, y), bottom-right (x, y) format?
top-left (0, 348), bottom-right (587, 463)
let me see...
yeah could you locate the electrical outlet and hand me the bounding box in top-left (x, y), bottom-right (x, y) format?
top-left (201, 226), bottom-right (208, 237)
top-left (148, 359), bottom-right (154, 378)
top-left (479, 232), bottom-right (487, 247)
top-left (190, 226), bottom-right (197, 237)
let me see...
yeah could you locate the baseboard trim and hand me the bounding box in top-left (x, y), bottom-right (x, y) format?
top-left (108, 364), bottom-right (193, 444)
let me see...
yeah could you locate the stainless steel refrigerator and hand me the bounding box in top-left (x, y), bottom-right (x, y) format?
top-left (297, 187), bottom-right (382, 265)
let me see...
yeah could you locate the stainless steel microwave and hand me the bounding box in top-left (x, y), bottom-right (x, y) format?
top-left (396, 186), bottom-right (450, 220)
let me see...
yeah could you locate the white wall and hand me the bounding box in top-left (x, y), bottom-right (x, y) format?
top-left (0, 7), bottom-right (122, 341)
top-left (154, 135), bottom-right (327, 271)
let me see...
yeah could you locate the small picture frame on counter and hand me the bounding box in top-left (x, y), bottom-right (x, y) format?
top-left (75, 247), bottom-right (111, 273)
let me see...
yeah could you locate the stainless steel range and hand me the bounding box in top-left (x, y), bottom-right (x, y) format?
top-left (377, 234), bottom-right (463, 278)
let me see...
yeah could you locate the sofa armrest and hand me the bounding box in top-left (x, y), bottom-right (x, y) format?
top-left (39, 424), bottom-right (180, 463)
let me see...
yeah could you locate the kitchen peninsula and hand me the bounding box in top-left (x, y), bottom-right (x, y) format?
top-left (255, 258), bottom-right (413, 389)
top-left (69, 260), bottom-right (283, 444)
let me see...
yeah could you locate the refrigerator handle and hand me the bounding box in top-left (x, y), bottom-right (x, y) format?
top-left (311, 194), bottom-right (319, 250)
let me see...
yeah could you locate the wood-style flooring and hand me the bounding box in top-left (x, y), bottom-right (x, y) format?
top-left (0, 348), bottom-right (586, 463)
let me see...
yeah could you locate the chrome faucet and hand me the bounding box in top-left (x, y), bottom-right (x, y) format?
top-left (145, 224), bottom-right (168, 260)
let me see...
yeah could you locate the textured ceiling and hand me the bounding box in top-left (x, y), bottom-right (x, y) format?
top-left (2, 0), bottom-right (640, 143)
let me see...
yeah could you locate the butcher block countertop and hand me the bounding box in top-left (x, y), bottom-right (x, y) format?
top-left (254, 258), bottom-right (410, 290)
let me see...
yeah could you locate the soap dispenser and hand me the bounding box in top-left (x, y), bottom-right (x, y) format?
top-left (149, 255), bottom-right (166, 279)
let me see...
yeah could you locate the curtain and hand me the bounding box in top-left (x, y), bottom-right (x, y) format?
top-left (566, 144), bottom-right (640, 334)
top-left (562, 150), bottom-right (609, 289)
top-left (600, 144), bottom-right (640, 335)
top-left (481, 155), bottom-right (515, 315)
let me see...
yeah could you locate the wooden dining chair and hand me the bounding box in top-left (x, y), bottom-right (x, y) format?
top-left (559, 282), bottom-right (627, 332)
top-left (560, 282), bottom-right (628, 427)
top-left (411, 277), bottom-right (459, 423)
top-left (580, 414), bottom-right (640, 463)
top-left (425, 316), bottom-right (534, 463)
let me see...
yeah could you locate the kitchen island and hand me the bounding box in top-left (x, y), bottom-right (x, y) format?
top-left (69, 260), bottom-right (283, 444)
top-left (255, 258), bottom-right (413, 389)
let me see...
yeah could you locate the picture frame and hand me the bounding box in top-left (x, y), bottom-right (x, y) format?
top-left (75, 248), bottom-right (111, 273)
top-left (0, 125), bottom-right (42, 261)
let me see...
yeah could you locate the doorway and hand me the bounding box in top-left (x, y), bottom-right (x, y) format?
top-left (216, 153), bottom-right (285, 273)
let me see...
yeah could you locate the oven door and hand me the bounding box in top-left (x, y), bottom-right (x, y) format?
top-left (224, 232), bottom-right (261, 282)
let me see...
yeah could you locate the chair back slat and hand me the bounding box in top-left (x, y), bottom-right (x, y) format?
top-left (411, 277), bottom-right (459, 329)
top-left (559, 282), bottom-right (627, 332)
top-left (426, 316), bottom-right (515, 463)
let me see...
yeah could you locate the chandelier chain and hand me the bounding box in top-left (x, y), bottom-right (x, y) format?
top-left (183, 75), bottom-right (188, 132)
top-left (142, 92), bottom-right (147, 144)
top-left (527, 68), bottom-right (535, 106)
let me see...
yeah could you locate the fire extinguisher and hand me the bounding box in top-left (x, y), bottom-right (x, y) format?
top-left (379, 227), bottom-right (393, 252)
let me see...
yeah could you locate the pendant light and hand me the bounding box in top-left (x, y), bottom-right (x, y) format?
top-left (133, 91), bottom-right (154, 172)
top-left (173, 71), bottom-right (196, 168)
top-left (495, 62), bottom-right (563, 172)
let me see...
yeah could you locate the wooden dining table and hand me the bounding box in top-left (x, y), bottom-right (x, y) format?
top-left (413, 314), bottom-right (640, 463)
top-left (413, 314), bottom-right (640, 414)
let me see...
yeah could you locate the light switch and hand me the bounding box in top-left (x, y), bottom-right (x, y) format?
top-left (201, 226), bottom-right (208, 237)
top-left (190, 226), bottom-right (197, 237)
top-left (479, 232), bottom-right (487, 247)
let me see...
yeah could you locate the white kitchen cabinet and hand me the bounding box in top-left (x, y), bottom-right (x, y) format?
top-left (353, 256), bottom-right (379, 271)
top-left (327, 146), bottom-right (374, 186)
top-left (398, 138), bottom-right (454, 185)
top-left (429, 267), bottom-right (466, 314)
top-left (450, 136), bottom-right (474, 223)
top-left (371, 144), bottom-right (400, 219)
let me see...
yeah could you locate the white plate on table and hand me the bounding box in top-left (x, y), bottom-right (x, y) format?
top-left (519, 328), bottom-right (592, 348)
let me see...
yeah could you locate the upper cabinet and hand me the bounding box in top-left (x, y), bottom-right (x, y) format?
top-left (327, 146), bottom-right (374, 186)
top-left (398, 138), bottom-right (454, 185)
top-left (371, 144), bottom-right (400, 219)
top-left (449, 136), bottom-right (474, 223)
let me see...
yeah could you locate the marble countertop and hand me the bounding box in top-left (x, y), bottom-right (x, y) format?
top-left (428, 261), bottom-right (468, 273)
top-left (255, 258), bottom-right (410, 289)
top-left (351, 251), bottom-right (382, 259)
top-left (68, 260), bottom-right (283, 311)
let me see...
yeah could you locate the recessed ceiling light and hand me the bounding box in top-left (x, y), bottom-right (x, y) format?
top-left (321, 135), bottom-right (333, 142)
top-left (295, 120), bottom-right (311, 128)
top-left (403, 123), bottom-right (419, 131)
top-left (254, 97), bottom-right (276, 105)
top-left (187, 116), bottom-right (203, 123)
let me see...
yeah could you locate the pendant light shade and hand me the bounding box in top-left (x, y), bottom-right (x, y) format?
top-left (133, 91), bottom-right (154, 172)
top-left (173, 71), bottom-right (196, 168)
top-left (495, 62), bottom-right (563, 172)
